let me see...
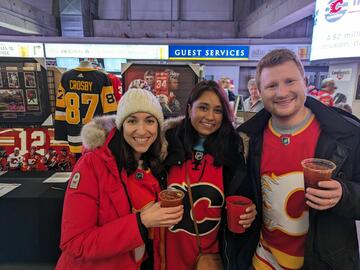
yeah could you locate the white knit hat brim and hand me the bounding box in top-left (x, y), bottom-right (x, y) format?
top-left (115, 88), bottom-right (164, 129)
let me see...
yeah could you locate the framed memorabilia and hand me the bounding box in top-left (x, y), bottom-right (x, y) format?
top-left (26, 89), bottom-right (38, 105)
top-left (0, 58), bottom-right (51, 126)
top-left (24, 71), bottom-right (36, 88)
top-left (0, 73), bottom-right (3, 88)
top-left (0, 128), bottom-right (76, 172)
top-left (7, 72), bottom-right (20, 88)
top-left (0, 89), bottom-right (26, 112)
top-left (122, 63), bottom-right (200, 118)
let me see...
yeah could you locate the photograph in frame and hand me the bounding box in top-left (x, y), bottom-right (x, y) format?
top-left (24, 72), bottom-right (37, 88)
top-left (0, 89), bottom-right (26, 112)
top-left (122, 64), bottom-right (199, 118)
top-left (7, 72), bottom-right (20, 88)
top-left (26, 89), bottom-right (39, 105)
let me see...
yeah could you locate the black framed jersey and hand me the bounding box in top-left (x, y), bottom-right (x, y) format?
top-left (55, 68), bottom-right (117, 153)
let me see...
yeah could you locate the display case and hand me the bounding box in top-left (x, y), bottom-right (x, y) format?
top-left (0, 58), bottom-right (51, 126)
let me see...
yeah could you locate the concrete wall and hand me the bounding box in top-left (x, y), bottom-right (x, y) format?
top-left (98, 0), bottom-right (122, 20)
top-left (22, 0), bottom-right (53, 14)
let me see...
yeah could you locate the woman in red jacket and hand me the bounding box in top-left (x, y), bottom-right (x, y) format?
top-left (56, 88), bottom-right (183, 270)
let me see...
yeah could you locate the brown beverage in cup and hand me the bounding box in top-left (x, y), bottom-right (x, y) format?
top-left (226, 196), bottom-right (252, 233)
top-left (301, 158), bottom-right (336, 189)
top-left (159, 189), bottom-right (184, 207)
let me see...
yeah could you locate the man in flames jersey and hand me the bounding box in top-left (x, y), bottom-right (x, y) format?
top-left (7, 147), bottom-right (23, 170)
top-left (22, 146), bottom-right (42, 171)
top-left (55, 67), bottom-right (117, 153)
top-left (252, 113), bottom-right (320, 270)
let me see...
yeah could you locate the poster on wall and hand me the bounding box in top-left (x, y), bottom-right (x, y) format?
top-left (122, 64), bottom-right (200, 118)
top-left (0, 128), bottom-right (75, 172)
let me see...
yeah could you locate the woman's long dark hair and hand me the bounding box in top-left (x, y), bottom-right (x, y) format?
top-left (182, 80), bottom-right (236, 167)
top-left (109, 125), bottom-right (163, 178)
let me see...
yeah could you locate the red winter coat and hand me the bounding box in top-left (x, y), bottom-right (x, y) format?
top-left (56, 129), bottom-right (158, 270)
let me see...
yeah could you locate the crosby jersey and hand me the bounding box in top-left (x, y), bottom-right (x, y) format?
top-left (55, 68), bottom-right (117, 153)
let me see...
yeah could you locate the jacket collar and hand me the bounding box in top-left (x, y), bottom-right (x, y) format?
top-left (238, 96), bottom-right (359, 139)
top-left (163, 119), bottom-right (187, 166)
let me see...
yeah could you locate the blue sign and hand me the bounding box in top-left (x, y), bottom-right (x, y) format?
top-left (169, 45), bottom-right (249, 61)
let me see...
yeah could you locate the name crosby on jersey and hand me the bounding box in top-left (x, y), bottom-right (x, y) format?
top-left (69, 80), bottom-right (93, 91)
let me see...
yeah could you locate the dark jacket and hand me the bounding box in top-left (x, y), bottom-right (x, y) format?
top-left (163, 117), bottom-right (249, 270)
top-left (236, 97), bottom-right (360, 270)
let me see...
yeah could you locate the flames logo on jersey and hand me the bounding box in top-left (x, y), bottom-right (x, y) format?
top-left (168, 183), bottom-right (224, 236)
top-left (325, 0), bottom-right (348, 22)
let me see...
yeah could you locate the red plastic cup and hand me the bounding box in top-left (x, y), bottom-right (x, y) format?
top-left (226, 196), bottom-right (252, 233)
top-left (301, 158), bottom-right (336, 189)
top-left (159, 189), bottom-right (185, 208)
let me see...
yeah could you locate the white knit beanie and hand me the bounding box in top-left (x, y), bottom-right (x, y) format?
top-left (115, 88), bottom-right (164, 129)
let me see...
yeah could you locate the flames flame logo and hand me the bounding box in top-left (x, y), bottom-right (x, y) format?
top-left (325, 0), bottom-right (348, 22)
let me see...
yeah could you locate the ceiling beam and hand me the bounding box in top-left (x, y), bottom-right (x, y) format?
top-left (238, 0), bottom-right (315, 38)
top-left (0, 0), bottom-right (58, 36)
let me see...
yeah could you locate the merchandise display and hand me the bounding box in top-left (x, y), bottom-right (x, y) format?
top-left (54, 61), bottom-right (117, 153)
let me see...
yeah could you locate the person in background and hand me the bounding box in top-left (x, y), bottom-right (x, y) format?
top-left (22, 146), bottom-right (41, 171)
top-left (45, 147), bottom-right (58, 170)
top-left (237, 49), bottom-right (360, 269)
top-left (220, 76), bottom-right (236, 104)
top-left (0, 148), bottom-right (8, 171)
top-left (56, 88), bottom-right (184, 270)
top-left (144, 69), bottom-right (156, 93)
top-left (56, 148), bottom-right (76, 171)
top-left (7, 147), bottom-right (22, 171)
top-left (162, 80), bottom-right (257, 270)
top-left (243, 79), bottom-right (264, 112)
top-left (317, 78), bottom-right (337, 106)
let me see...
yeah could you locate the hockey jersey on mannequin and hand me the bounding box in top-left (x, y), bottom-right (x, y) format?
top-left (55, 67), bottom-right (117, 153)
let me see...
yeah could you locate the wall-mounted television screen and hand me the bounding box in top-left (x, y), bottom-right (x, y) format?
top-left (310, 1), bottom-right (360, 61)
top-left (104, 58), bottom-right (126, 73)
top-left (56, 57), bottom-right (80, 70)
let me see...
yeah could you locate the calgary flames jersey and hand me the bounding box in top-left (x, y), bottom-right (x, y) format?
top-left (55, 68), bottom-right (117, 153)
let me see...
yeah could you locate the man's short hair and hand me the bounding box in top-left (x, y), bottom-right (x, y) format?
top-left (255, 49), bottom-right (305, 90)
top-left (220, 77), bottom-right (231, 84)
top-left (321, 78), bottom-right (336, 88)
top-left (247, 78), bottom-right (256, 89)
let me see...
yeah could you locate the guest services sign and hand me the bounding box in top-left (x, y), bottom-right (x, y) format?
top-left (169, 45), bottom-right (249, 61)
